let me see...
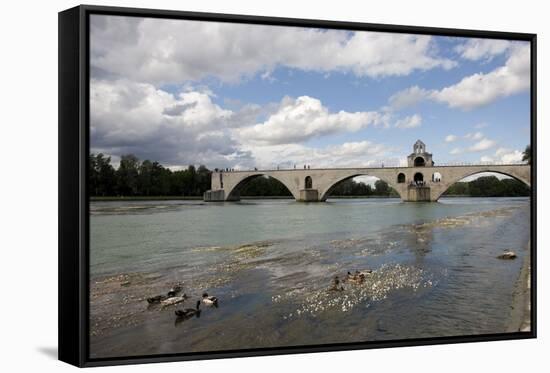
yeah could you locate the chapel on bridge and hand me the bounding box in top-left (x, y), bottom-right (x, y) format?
top-left (407, 140), bottom-right (434, 167)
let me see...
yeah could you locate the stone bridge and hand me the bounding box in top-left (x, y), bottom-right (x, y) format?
top-left (204, 164), bottom-right (530, 202)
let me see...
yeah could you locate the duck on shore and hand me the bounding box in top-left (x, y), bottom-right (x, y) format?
top-left (175, 300), bottom-right (201, 319)
top-left (202, 293), bottom-right (219, 306)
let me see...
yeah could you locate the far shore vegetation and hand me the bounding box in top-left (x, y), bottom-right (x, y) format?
top-left (90, 153), bottom-right (529, 201)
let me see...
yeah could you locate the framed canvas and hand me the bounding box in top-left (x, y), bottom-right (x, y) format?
top-left (58, 4), bottom-right (537, 367)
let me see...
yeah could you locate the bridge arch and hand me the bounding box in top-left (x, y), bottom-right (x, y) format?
top-left (397, 173), bottom-right (406, 183)
top-left (433, 169), bottom-right (531, 201)
top-left (225, 173), bottom-right (299, 201)
top-left (414, 172), bottom-right (424, 182)
top-left (319, 173), bottom-right (404, 201)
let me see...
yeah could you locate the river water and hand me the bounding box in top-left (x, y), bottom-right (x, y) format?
top-left (89, 197), bottom-right (530, 358)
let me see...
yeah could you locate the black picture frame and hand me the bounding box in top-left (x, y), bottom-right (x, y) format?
top-left (59, 4), bottom-right (537, 367)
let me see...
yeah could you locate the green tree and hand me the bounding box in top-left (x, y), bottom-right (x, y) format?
top-left (443, 176), bottom-right (529, 197)
top-left (89, 153), bottom-right (116, 196)
top-left (374, 180), bottom-right (390, 196)
top-left (329, 179), bottom-right (396, 197)
top-left (116, 154), bottom-right (140, 196)
top-left (240, 176), bottom-right (292, 197)
top-left (169, 170), bottom-right (189, 196)
top-left (151, 162), bottom-right (172, 195)
top-left (89, 154), bottom-right (99, 196)
top-left (138, 160), bottom-right (153, 196)
top-left (196, 165), bottom-right (212, 195)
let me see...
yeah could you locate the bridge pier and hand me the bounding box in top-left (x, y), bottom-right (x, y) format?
top-left (204, 189), bottom-right (226, 202)
top-left (298, 189), bottom-right (319, 202)
top-left (406, 186), bottom-right (432, 202)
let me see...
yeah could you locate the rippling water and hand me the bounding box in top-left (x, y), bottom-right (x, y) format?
top-left (89, 197), bottom-right (530, 358)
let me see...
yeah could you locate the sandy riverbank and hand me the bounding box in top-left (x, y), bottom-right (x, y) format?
top-left (507, 240), bottom-right (531, 333)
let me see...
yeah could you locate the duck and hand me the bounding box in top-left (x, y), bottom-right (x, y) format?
top-left (147, 295), bottom-right (167, 304)
top-left (346, 271), bottom-right (366, 284)
top-left (161, 293), bottom-right (188, 308)
top-left (175, 300), bottom-right (201, 319)
top-left (167, 284), bottom-right (183, 298)
top-left (147, 284), bottom-right (185, 304)
top-left (328, 276), bottom-right (344, 292)
top-left (497, 250), bottom-right (517, 260)
top-left (202, 293), bottom-right (219, 306)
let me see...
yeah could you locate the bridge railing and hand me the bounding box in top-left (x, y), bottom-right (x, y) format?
top-left (214, 160), bottom-right (527, 172)
top-left (432, 161), bottom-right (527, 167)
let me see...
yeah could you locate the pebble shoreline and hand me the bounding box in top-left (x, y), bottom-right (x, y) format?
top-left (507, 240), bottom-right (531, 333)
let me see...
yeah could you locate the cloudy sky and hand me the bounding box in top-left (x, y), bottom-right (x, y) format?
top-left (90, 15), bottom-right (531, 172)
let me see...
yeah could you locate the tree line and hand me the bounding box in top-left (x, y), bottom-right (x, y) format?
top-left (443, 176), bottom-right (529, 197)
top-left (89, 154), bottom-right (211, 197)
top-left (329, 179), bottom-right (398, 197)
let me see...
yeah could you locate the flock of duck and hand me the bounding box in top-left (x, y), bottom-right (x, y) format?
top-left (144, 269), bottom-right (372, 322)
top-left (146, 285), bottom-right (219, 322)
top-left (329, 269), bottom-right (373, 291)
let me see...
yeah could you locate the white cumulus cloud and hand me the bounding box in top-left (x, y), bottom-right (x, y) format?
top-left (465, 131), bottom-right (484, 141)
top-left (455, 39), bottom-right (511, 61)
top-left (90, 79), bottom-right (253, 168)
top-left (394, 114), bottom-right (422, 129)
top-left (388, 43), bottom-right (530, 111)
top-left (388, 86), bottom-right (430, 110)
top-left (241, 140), bottom-right (399, 169)
top-left (236, 96), bottom-right (389, 145)
top-left (90, 79), bottom-right (405, 169)
top-left (431, 43), bottom-right (530, 110)
top-left (90, 15), bottom-right (457, 85)
top-left (468, 138), bottom-right (497, 152)
top-left (445, 135), bottom-right (458, 143)
top-left (480, 148), bottom-right (524, 164)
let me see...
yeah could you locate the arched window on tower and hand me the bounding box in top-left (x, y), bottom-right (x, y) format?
top-left (414, 157), bottom-right (426, 167)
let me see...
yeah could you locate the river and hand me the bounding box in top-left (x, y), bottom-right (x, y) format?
top-left (89, 197), bottom-right (530, 358)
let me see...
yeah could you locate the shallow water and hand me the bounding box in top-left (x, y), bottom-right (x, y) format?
top-left (89, 197), bottom-right (530, 358)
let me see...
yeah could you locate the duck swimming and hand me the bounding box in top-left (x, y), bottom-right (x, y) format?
top-left (202, 293), bottom-right (219, 306)
top-left (175, 300), bottom-right (201, 319)
top-left (346, 271), bottom-right (366, 284)
top-left (328, 276), bottom-right (344, 292)
top-left (161, 293), bottom-right (188, 308)
top-left (147, 295), bottom-right (167, 304)
top-left (167, 285), bottom-right (183, 298)
top-left (147, 284), bottom-right (185, 304)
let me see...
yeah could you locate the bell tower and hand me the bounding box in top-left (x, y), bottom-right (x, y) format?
top-left (407, 140), bottom-right (433, 167)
